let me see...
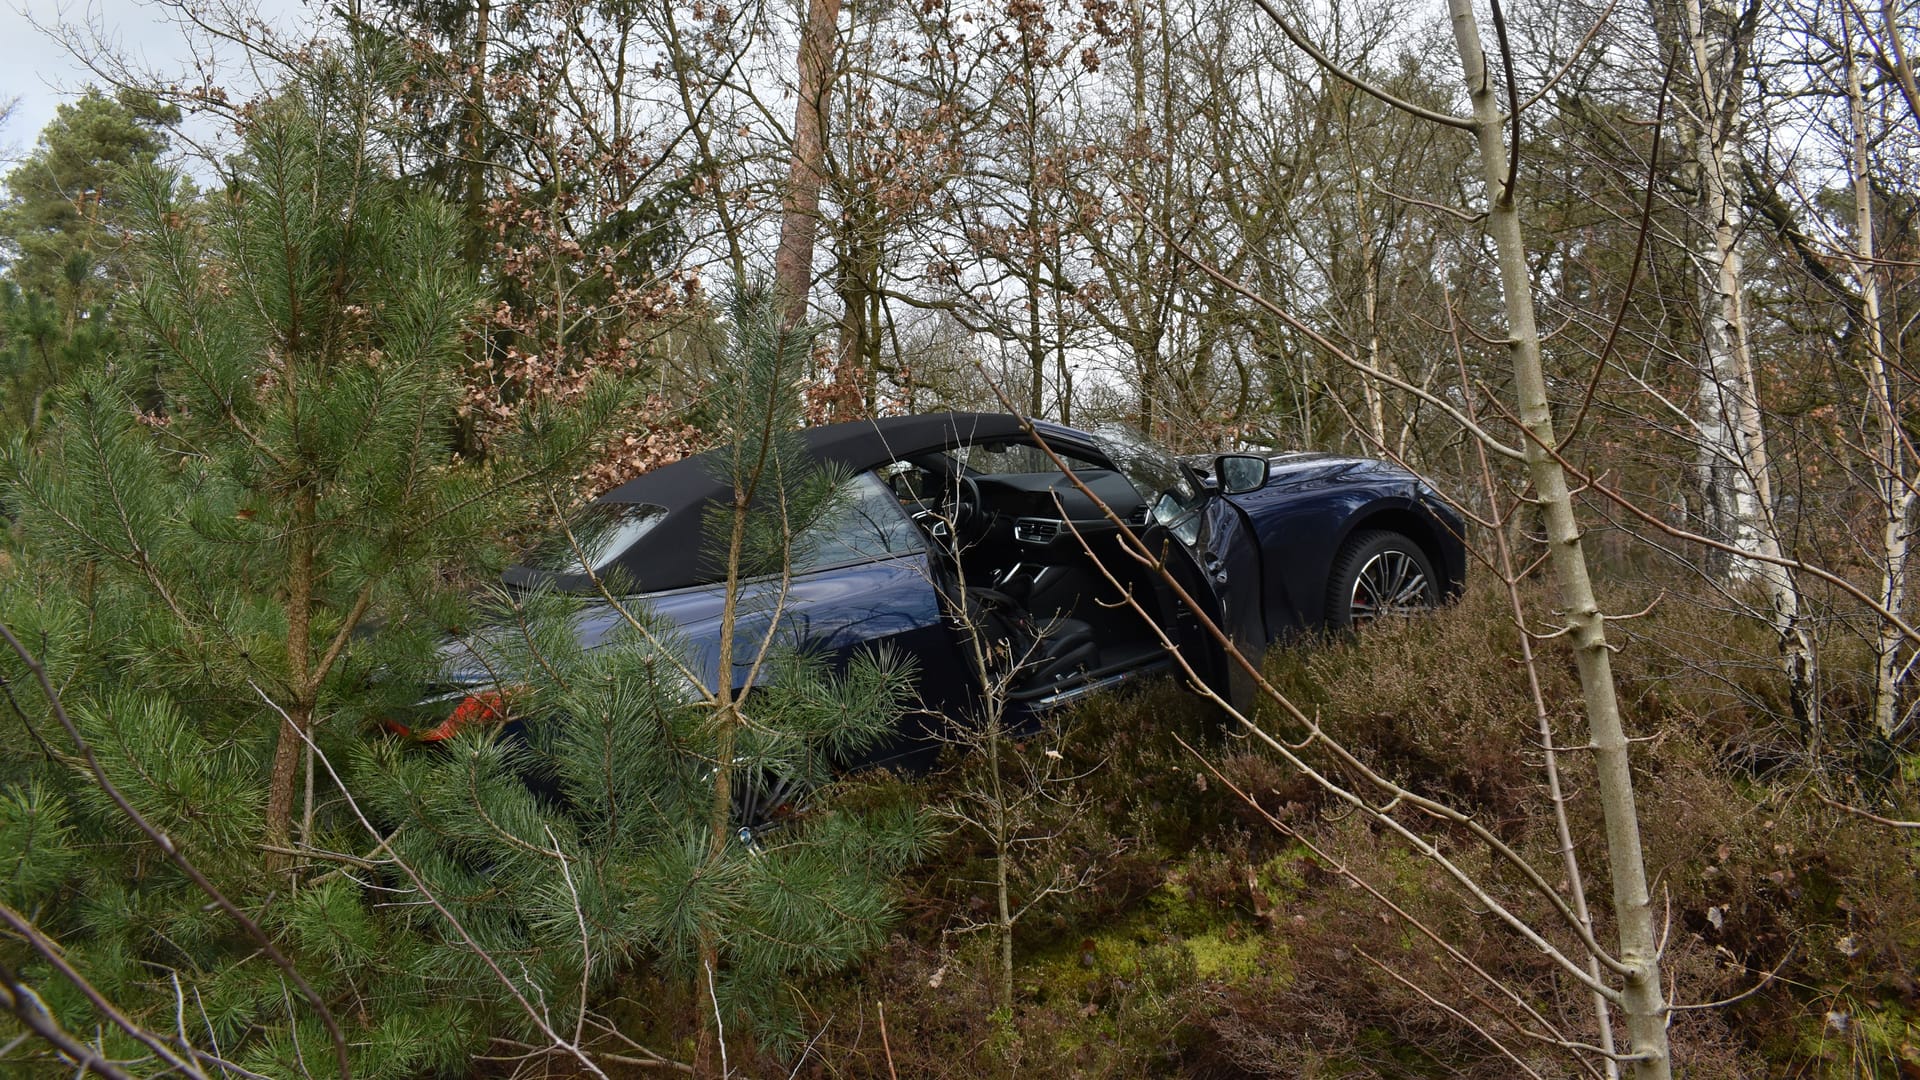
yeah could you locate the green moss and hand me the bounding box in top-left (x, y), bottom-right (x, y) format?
top-left (1852, 1005), bottom-right (1920, 1075)
top-left (1144, 872), bottom-right (1212, 936)
top-left (1185, 930), bottom-right (1268, 979)
top-left (1251, 847), bottom-right (1310, 905)
top-left (1021, 866), bottom-right (1286, 995)
top-left (1773, 1001), bottom-right (1920, 1079)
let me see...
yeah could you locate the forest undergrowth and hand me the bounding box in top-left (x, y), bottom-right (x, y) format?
top-left (762, 573), bottom-right (1920, 1079)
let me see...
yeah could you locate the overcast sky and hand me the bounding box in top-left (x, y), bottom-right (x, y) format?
top-left (2, 0), bottom-right (313, 165)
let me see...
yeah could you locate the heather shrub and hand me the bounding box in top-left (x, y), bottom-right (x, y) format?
top-left (1247, 576), bottom-right (1920, 1077)
top-left (801, 574), bottom-right (1919, 1078)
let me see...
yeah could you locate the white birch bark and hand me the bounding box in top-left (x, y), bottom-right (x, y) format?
top-left (1682, 0), bottom-right (1820, 744)
top-left (1358, 200), bottom-right (1388, 450)
top-left (1445, 4), bottom-right (1673, 1075)
top-left (1845, 20), bottom-right (1916, 738)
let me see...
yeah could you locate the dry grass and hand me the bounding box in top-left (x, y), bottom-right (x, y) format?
top-left (741, 574), bottom-right (1920, 1078)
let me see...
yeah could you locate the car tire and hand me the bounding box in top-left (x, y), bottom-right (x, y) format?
top-left (730, 768), bottom-right (817, 848)
top-left (1324, 530), bottom-right (1439, 631)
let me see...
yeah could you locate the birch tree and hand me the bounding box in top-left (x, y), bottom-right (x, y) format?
top-left (1839, 3), bottom-right (1915, 740)
top-left (1240, 0), bottom-right (1678, 1071)
top-left (1448, 5), bottom-right (1671, 1068)
top-left (1729, 0), bottom-right (1919, 742)
top-left (1670, 0), bottom-right (1821, 741)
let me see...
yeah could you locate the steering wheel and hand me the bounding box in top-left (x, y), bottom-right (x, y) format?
top-left (913, 473), bottom-right (983, 543)
top-left (949, 474), bottom-right (983, 539)
top-left (907, 472), bottom-right (986, 547)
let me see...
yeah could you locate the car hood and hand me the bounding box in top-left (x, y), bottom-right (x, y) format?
top-left (1261, 452), bottom-right (1414, 491)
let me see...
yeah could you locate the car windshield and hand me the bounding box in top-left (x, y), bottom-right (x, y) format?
top-left (937, 440), bottom-right (1105, 476)
top-left (1091, 425), bottom-right (1204, 542)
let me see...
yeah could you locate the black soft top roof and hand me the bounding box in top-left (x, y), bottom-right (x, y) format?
top-left (598, 412), bottom-right (1037, 508)
top-left (530, 412), bottom-right (1079, 593)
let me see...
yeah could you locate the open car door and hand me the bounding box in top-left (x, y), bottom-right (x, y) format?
top-left (1085, 428), bottom-right (1266, 712)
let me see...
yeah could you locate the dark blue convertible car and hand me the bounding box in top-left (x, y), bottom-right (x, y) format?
top-left (414, 413), bottom-right (1464, 748)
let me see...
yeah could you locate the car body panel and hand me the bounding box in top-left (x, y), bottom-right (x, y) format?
top-left (1223, 454), bottom-right (1467, 637)
top-left (1197, 493), bottom-right (1267, 703)
top-left (603, 553), bottom-right (959, 690)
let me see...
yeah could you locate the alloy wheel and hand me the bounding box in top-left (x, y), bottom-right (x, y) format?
top-left (1348, 549), bottom-right (1431, 624)
top-left (732, 770), bottom-right (815, 848)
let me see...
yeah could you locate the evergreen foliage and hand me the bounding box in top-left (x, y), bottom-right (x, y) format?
top-left (0, 226), bottom-right (928, 1069)
top-left (0, 87), bottom-right (178, 299)
top-left (0, 88), bottom-right (176, 436)
top-left (0, 52), bottom-right (627, 1075)
top-left (0, 280), bottom-right (118, 436)
top-left (357, 289), bottom-right (937, 1058)
top-left (1, 0), bottom-right (1916, 1070)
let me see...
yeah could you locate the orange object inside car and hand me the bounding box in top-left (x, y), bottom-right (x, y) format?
top-left (384, 689), bottom-right (512, 741)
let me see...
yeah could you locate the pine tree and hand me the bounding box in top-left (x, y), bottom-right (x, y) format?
top-left (0, 51), bottom-right (626, 1076)
top-left (0, 88), bottom-right (178, 310)
top-left (0, 89), bottom-right (177, 437)
top-left (356, 288), bottom-right (935, 1069)
top-left (0, 280), bottom-right (116, 436)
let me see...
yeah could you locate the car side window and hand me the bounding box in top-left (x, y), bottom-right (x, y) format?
top-left (791, 471), bottom-right (926, 573)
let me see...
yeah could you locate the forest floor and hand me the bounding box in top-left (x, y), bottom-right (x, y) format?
top-left (724, 575), bottom-right (1920, 1079)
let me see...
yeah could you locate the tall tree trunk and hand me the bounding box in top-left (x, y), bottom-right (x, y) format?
top-left (1846, 18), bottom-right (1914, 738)
top-left (837, 232), bottom-right (872, 420)
top-left (1027, 228), bottom-right (1045, 418)
top-left (1019, 59), bottom-right (1048, 420)
top-left (1683, 0), bottom-right (1762, 562)
top-left (1360, 242), bottom-right (1387, 449)
top-left (1129, 0), bottom-right (1157, 435)
top-left (1054, 292), bottom-right (1073, 427)
top-left (1682, 0), bottom-right (1820, 746)
top-left (1351, 174), bottom-right (1388, 450)
top-left (462, 0), bottom-right (491, 267)
top-left (1446, 4), bottom-right (1673, 1075)
top-left (265, 703), bottom-right (309, 868)
top-left (773, 0), bottom-right (842, 334)
top-left (1462, 337), bottom-right (1621, 1078)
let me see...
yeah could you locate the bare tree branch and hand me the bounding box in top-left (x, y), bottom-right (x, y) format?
top-left (0, 902), bottom-right (204, 1077)
top-left (1247, 0), bottom-right (1477, 130)
top-left (0, 962), bottom-right (138, 1080)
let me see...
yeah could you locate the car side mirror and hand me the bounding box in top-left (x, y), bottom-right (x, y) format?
top-left (1214, 454), bottom-right (1269, 495)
